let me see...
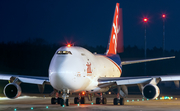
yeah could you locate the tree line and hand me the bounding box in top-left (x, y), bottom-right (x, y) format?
top-left (0, 38), bottom-right (179, 77)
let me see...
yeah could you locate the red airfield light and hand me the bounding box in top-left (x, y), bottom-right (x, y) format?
top-left (162, 14), bottom-right (166, 18)
top-left (143, 18), bottom-right (148, 22)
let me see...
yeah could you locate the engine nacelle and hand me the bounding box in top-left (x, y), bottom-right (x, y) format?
top-left (142, 84), bottom-right (160, 100)
top-left (3, 83), bottom-right (22, 99)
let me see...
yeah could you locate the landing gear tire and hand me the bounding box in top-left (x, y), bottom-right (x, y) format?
top-left (74, 97), bottom-right (79, 104)
top-left (66, 99), bottom-right (69, 106)
top-left (57, 98), bottom-right (62, 104)
top-left (51, 98), bottom-right (56, 104)
top-left (113, 98), bottom-right (118, 105)
top-left (96, 97), bottom-right (101, 104)
top-left (80, 97), bottom-right (85, 104)
top-left (102, 97), bottom-right (107, 104)
top-left (60, 99), bottom-right (64, 106)
top-left (120, 98), bottom-right (124, 105)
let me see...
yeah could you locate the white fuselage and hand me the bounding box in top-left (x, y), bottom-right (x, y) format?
top-left (49, 46), bottom-right (121, 93)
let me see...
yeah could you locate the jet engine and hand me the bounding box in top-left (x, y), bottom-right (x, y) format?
top-left (142, 84), bottom-right (160, 100)
top-left (3, 83), bottom-right (21, 99)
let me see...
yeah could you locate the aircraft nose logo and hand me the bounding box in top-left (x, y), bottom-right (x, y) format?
top-left (86, 62), bottom-right (92, 73)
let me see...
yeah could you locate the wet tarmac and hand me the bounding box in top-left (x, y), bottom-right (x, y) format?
top-left (0, 94), bottom-right (180, 111)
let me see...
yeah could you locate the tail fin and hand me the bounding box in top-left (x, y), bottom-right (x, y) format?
top-left (106, 3), bottom-right (123, 55)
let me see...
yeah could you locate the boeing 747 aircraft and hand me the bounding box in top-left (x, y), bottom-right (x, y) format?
top-left (0, 3), bottom-right (179, 106)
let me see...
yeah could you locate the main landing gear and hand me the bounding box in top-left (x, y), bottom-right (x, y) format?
top-left (95, 93), bottom-right (107, 104)
top-left (113, 85), bottom-right (127, 105)
top-left (113, 97), bottom-right (124, 105)
top-left (51, 89), bottom-right (70, 106)
top-left (74, 93), bottom-right (86, 104)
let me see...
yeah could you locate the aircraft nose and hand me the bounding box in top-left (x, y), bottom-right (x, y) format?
top-left (49, 53), bottom-right (89, 91)
top-left (50, 72), bottom-right (75, 90)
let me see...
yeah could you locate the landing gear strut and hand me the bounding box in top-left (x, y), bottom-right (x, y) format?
top-left (95, 93), bottom-right (107, 104)
top-left (51, 89), bottom-right (62, 104)
top-left (61, 89), bottom-right (69, 106)
top-left (113, 86), bottom-right (127, 105)
top-left (74, 93), bottom-right (85, 104)
top-left (50, 89), bottom-right (70, 106)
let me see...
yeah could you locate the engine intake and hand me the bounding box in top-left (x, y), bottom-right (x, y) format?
top-left (4, 83), bottom-right (21, 99)
top-left (142, 84), bottom-right (160, 100)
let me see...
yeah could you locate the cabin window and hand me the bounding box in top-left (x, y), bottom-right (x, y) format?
top-left (57, 51), bottom-right (72, 55)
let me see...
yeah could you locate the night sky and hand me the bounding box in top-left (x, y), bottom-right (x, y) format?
top-left (0, 0), bottom-right (180, 50)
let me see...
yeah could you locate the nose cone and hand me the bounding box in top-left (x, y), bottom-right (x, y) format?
top-left (49, 51), bottom-right (88, 91)
top-left (50, 72), bottom-right (76, 90)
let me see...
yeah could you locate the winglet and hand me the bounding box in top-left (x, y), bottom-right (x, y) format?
top-left (106, 3), bottom-right (123, 55)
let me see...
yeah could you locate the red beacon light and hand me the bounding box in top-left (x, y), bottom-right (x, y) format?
top-left (143, 18), bottom-right (148, 22)
top-left (162, 14), bottom-right (166, 18)
top-left (82, 91), bottom-right (85, 95)
top-left (67, 44), bottom-right (71, 47)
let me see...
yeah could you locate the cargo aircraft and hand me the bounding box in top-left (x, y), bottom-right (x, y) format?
top-left (0, 3), bottom-right (179, 106)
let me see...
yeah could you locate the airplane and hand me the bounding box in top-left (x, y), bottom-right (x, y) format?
top-left (0, 3), bottom-right (179, 106)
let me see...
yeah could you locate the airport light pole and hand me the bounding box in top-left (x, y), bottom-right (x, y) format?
top-left (143, 18), bottom-right (148, 75)
top-left (162, 14), bottom-right (166, 56)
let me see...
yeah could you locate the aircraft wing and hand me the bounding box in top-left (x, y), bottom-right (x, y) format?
top-left (98, 75), bottom-right (180, 87)
top-left (0, 74), bottom-right (50, 85)
top-left (121, 56), bottom-right (175, 65)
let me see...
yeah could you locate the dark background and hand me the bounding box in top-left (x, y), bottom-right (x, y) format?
top-left (0, 0), bottom-right (180, 94)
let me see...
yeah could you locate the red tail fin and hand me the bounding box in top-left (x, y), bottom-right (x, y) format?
top-left (106, 3), bottom-right (123, 55)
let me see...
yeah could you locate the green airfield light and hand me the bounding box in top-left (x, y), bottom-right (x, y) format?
top-left (147, 99), bottom-right (149, 101)
top-left (91, 103), bottom-right (93, 105)
top-left (31, 107), bottom-right (33, 110)
top-left (127, 100), bottom-right (129, 102)
top-left (171, 97), bottom-right (173, 99)
top-left (78, 104), bottom-right (79, 106)
top-left (156, 98), bottom-right (158, 100)
top-left (132, 100), bottom-right (134, 102)
top-left (160, 97), bottom-right (162, 100)
top-left (142, 99), bottom-right (144, 101)
top-left (62, 105), bottom-right (65, 107)
top-left (14, 109), bottom-right (17, 111)
top-left (137, 99), bottom-right (139, 101)
top-left (46, 106), bottom-right (48, 109)
top-left (165, 96), bottom-right (169, 99)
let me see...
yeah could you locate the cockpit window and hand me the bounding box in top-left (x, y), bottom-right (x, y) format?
top-left (57, 51), bottom-right (72, 55)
